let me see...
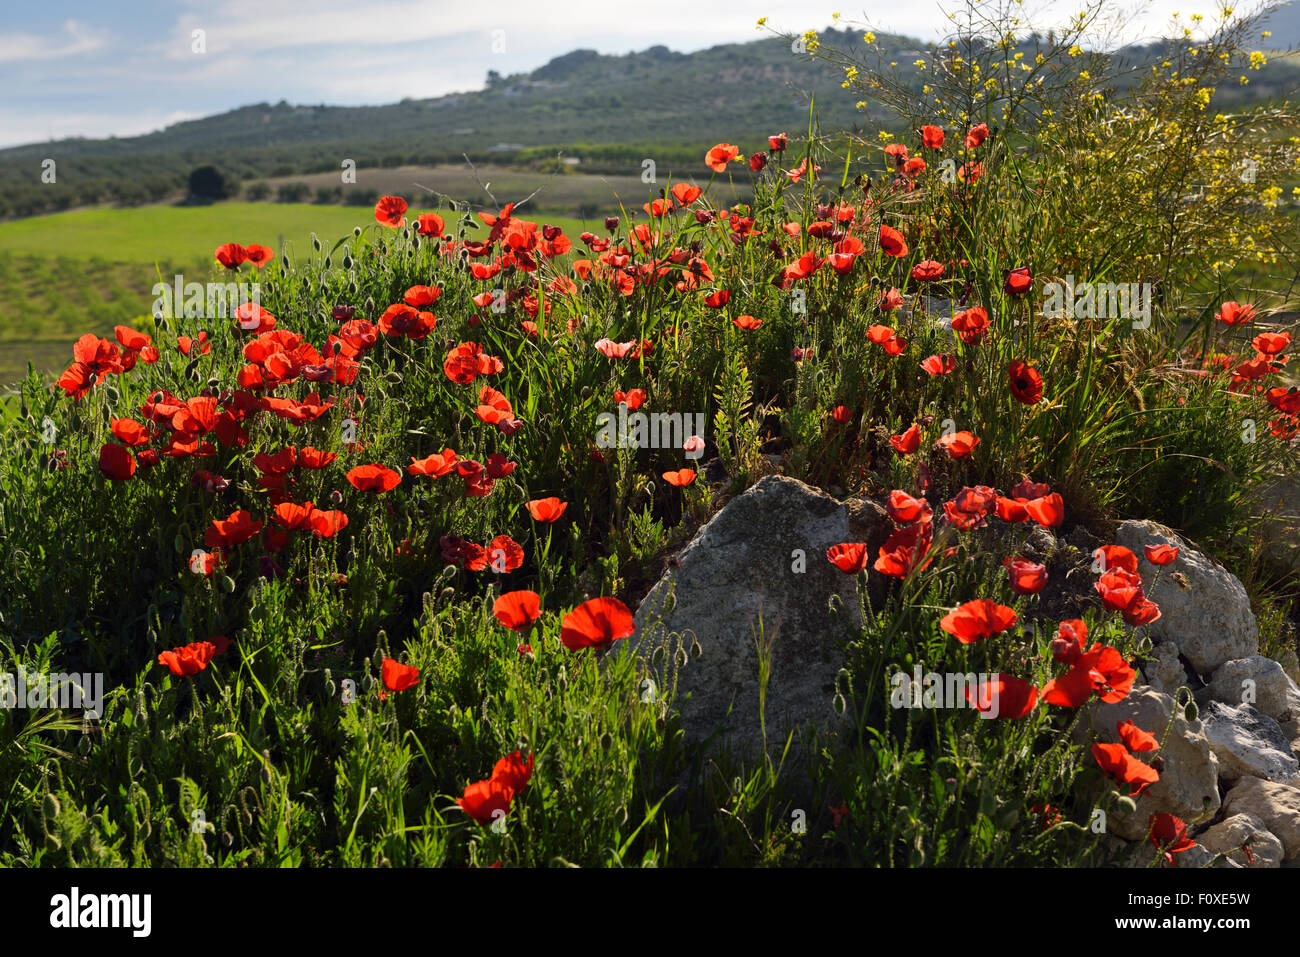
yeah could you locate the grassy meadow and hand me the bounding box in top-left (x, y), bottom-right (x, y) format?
top-left (0, 4), bottom-right (1298, 872)
top-left (0, 204), bottom-right (592, 385)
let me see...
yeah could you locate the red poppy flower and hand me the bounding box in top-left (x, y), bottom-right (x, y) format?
top-left (476, 386), bottom-right (514, 426)
top-left (379, 658), bottom-right (420, 699)
top-left (831, 405), bottom-right (853, 425)
top-left (703, 289), bottom-right (731, 309)
top-left (965, 673), bottom-right (1039, 720)
top-left (416, 212), bottom-right (445, 236)
top-left (1092, 742), bottom-right (1160, 797)
top-left (963, 123), bottom-right (989, 148)
top-left (215, 243), bottom-right (248, 269)
top-left (485, 535), bottom-right (524, 574)
top-left (1004, 267), bottom-right (1032, 296)
top-left (560, 596), bottom-right (636, 650)
top-left (939, 599), bottom-right (1017, 643)
top-left (1253, 331), bottom-right (1291, 355)
top-left (705, 143), bottom-right (742, 172)
top-left (158, 641), bottom-right (218, 677)
top-left (921, 354), bottom-right (957, 376)
top-left (346, 464), bottom-right (401, 493)
top-left (921, 124), bottom-right (945, 148)
top-left (670, 183), bottom-right (703, 206)
top-left (1215, 301), bottom-right (1255, 326)
top-left (995, 496), bottom-right (1029, 522)
top-left (110, 417), bottom-right (150, 448)
top-left (1006, 557), bottom-right (1048, 595)
top-left (890, 423), bottom-right (922, 454)
top-left (935, 430), bottom-right (980, 459)
top-left (911, 260), bottom-right (945, 282)
top-left (1024, 492), bottom-right (1064, 527)
top-left (494, 591), bottom-right (542, 631)
top-left (374, 195), bottom-right (408, 228)
top-left (1266, 387), bottom-right (1300, 415)
top-left (458, 778), bottom-right (515, 825)
top-left (594, 338), bottom-right (637, 359)
top-left (1008, 361), bottom-right (1043, 404)
top-left (1148, 813), bottom-right (1195, 865)
top-left (492, 751), bottom-right (535, 793)
top-left (1044, 644), bottom-right (1135, 705)
top-left (1118, 720), bottom-right (1160, 752)
top-left (403, 284), bottom-right (442, 308)
top-left (98, 442), bottom-right (136, 481)
top-left (663, 469), bottom-right (697, 487)
top-left (782, 251), bottom-right (825, 284)
top-left (879, 225), bottom-right (909, 258)
top-left (244, 244), bottom-right (274, 268)
top-left (885, 490), bottom-right (930, 524)
top-left (614, 388), bottom-right (646, 410)
top-left (205, 509), bottom-right (263, 548)
top-left (875, 521), bottom-right (933, 577)
top-left (526, 497), bottom-right (568, 522)
top-left (408, 448), bottom-right (458, 478)
top-left (1051, 619), bottom-right (1088, 664)
top-left (1143, 544), bottom-right (1179, 566)
top-left (308, 508), bottom-right (349, 538)
top-left (880, 287), bottom-right (904, 311)
top-left (1094, 545), bottom-right (1138, 574)
top-left (294, 447), bottom-right (335, 470)
top-left (749, 152), bottom-right (768, 172)
top-left (951, 306), bottom-right (990, 344)
top-left (826, 542), bottom-right (869, 573)
top-left (733, 315), bottom-right (763, 331)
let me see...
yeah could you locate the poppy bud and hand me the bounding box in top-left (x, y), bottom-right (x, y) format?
top-left (605, 216), bottom-right (620, 232)
top-left (353, 226), bottom-right (362, 237)
top-left (324, 256), bottom-right (332, 268)
top-left (1151, 756), bottom-right (1166, 773)
top-left (342, 255), bottom-right (353, 269)
top-left (1115, 795), bottom-right (1138, 815)
top-left (330, 489), bottom-right (343, 506)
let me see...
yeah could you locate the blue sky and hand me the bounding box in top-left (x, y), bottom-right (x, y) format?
top-left (0, 0), bottom-right (1243, 149)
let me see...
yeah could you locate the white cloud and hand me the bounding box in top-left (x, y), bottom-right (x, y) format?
top-left (0, 19), bottom-right (104, 64)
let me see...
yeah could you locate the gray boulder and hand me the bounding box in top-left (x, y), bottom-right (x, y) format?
top-left (1076, 686), bottom-right (1220, 840)
top-left (630, 475), bottom-right (891, 763)
top-left (1199, 812), bottom-right (1285, 868)
top-left (1200, 701), bottom-right (1300, 782)
top-left (1114, 520), bottom-right (1258, 675)
top-left (1202, 656), bottom-right (1300, 721)
top-left (1222, 777), bottom-right (1300, 859)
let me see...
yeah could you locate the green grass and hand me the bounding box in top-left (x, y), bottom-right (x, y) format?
top-left (0, 203), bottom-right (589, 263)
top-left (0, 203), bottom-right (591, 386)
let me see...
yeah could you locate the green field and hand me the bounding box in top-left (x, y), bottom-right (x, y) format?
top-left (0, 203), bottom-right (593, 385)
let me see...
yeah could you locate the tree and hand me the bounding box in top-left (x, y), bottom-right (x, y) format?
top-left (188, 165), bottom-right (236, 201)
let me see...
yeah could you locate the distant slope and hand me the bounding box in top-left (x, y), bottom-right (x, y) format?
top-left (3, 23), bottom-right (1299, 221)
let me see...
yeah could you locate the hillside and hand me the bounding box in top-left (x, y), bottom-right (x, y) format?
top-left (0, 27), bottom-right (883, 219)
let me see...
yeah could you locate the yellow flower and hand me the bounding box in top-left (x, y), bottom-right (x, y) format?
top-left (863, 31), bottom-right (876, 43)
top-left (1249, 51), bottom-right (1267, 69)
